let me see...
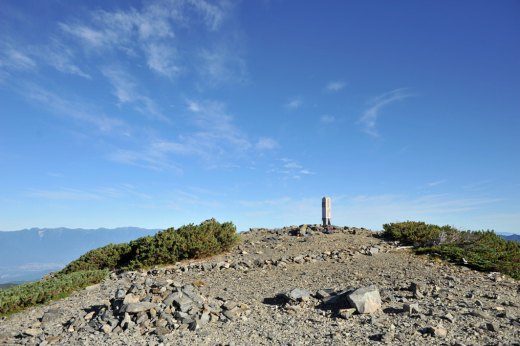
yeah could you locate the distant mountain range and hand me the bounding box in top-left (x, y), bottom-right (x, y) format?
top-left (0, 227), bottom-right (159, 284)
top-left (499, 233), bottom-right (520, 242)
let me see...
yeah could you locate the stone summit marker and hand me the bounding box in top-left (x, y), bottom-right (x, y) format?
top-left (322, 196), bottom-right (331, 226)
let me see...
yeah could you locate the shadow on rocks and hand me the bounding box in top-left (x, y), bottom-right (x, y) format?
top-left (262, 294), bottom-right (288, 306)
top-left (315, 290), bottom-right (352, 317)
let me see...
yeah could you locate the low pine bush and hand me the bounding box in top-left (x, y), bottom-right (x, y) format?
top-left (383, 221), bottom-right (519, 280)
top-left (60, 219), bottom-right (239, 273)
top-left (0, 270), bottom-right (107, 316)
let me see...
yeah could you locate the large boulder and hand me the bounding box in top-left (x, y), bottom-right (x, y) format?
top-left (346, 286), bottom-right (382, 314)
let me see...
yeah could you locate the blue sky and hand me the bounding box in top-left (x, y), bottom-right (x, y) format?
top-left (1, 0), bottom-right (519, 233)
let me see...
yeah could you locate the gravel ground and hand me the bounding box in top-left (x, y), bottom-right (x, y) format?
top-left (1, 226), bottom-right (518, 346)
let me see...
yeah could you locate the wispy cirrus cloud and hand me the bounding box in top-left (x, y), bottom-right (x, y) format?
top-left (359, 88), bottom-right (411, 137)
top-left (23, 84), bottom-right (129, 134)
top-left (43, 39), bottom-right (91, 79)
top-left (320, 115), bottom-right (335, 124)
top-left (109, 99), bottom-right (253, 170)
top-left (58, 0), bottom-right (238, 80)
top-left (0, 43), bottom-right (36, 72)
top-left (154, 100), bottom-right (251, 160)
top-left (27, 184), bottom-right (153, 201)
top-left (285, 97), bottom-right (303, 110)
top-left (255, 137), bottom-right (279, 150)
top-left (198, 44), bottom-right (247, 86)
top-left (426, 179), bottom-right (446, 187)
top-left (102, 66), bottom-right (169, 122)
top-left (326, 81), bottom-right (345, 92)
top-left (27, 189), bottom-right (103, 201)
top-left (268, 158), bottom-right (315, 179)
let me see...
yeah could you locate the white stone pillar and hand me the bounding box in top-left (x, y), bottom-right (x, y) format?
top-left (322, 197), bottom-right (331, 226)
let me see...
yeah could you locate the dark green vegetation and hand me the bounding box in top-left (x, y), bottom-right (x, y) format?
top-left (0, 219), bottom-right (239, 316)
top-left (61, 218), bottom-right (238, 273)
top-left (383, 221), bottom-right (520, 280)
top-left (0, 270), bottom-right (107, 316)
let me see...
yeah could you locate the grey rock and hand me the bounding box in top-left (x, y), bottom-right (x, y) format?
top-left (315, 289), bottom-right (331, 299)
top-left (156, 326), bottom-right (171, 336)
top-left (122, 302), bottom-right (157, 313)
top-left (115, 288), bottom-right (126, 299)
top-left (123, 293), bottom-right (140, 304)
top-left (346, 286), bottom-right (382, 314)
top-left (403, 302), bottom-right (420, 315)
top-left (172, 293), bottom-right (194, 312)
top-left (485, 322), bottom-right (498, 332)
top-left (430, 324), bottom-right (447, 338)
top-left (284, 288), bottom-right (311, 302)
top-left (367, 247), bottom-right (379, 256)
top-left (41, 309), bottom-right (62, 324)
top-left (409, 282), bottom-right (424, 298)
top-left (293, 255), bottom-right (305, 264)
top-left (223, 307), bottom-right (240, 321)
top-left (22, 328), bottom-right (42, 337)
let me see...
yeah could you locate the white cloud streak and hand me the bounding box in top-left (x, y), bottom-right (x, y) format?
top-left (359, 88), bottom-right (411, 137)
top-left (102, 66), bottom-right (170, 122)
top-left (0, 44), bottom-right (36, 72)
top-left (108, 99), bottom-right (253, 170)
top-left (326, 81), bottom-right (345, 92)
top-left (268, 158), bottom-right (315, 179)
top-left (23, 84), bottom-right (129, 134)
top-left (27, 189), bottom-right (103, 201)
top-left (285, 97), bottom-right (302, 110)
top-left (256, 137), bottom-right (279, 150)
top-left (59, 0), bottom-right (237, 79)
top-left (320, 115), bottom-right (335, 124)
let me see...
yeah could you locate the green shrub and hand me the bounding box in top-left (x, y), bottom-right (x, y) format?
top-left (60, 242), bottom-right (131, 274)
top-left (0, 270), bottom-right (107, 316)
top-left (384, 221), bottom-right (520, 280)
top-left (60, 219), bottom-right (239, 274)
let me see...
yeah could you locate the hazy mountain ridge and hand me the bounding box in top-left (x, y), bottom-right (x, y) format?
top-left (0, 227), bottom-right (159, 283)
top-left (498, 233), bottom-right (520, 242)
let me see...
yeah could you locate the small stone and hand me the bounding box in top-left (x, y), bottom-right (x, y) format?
top-left (155, 326), bottom-right (170, 336)
top-left (338, 308), bottom-right (357, 319)
top-left (284, 288), bottom-right (311, 302)
top-left (444, 312), bottom-right (455, 323)
top-left (123, 302), bottom-right (157, 313)
top-left (84, 311), bottom-right (95, 321)
top-left (403, 303), bottom-right (420, 315)
top-left (409, 282), bottom-right (424, 299)
top-left (101, 324), bottom-right (113, 334)
top-left (223, 307), bottom-right (240, 320)
top-left (222, 301), bottom-right (238, 310)
top-left (293, 255), bottom-right (305, 264)
top-left (368, 247), bottom-right (379, 256)
top-left (315, 289), bottom-right (330, 299)
top-left (45, 336), bottom-right (61, 344)
top-left (485, 322), bottom-right (498, 332)
top-left (41, 309), bottom-right (62, 324)
top-left (115, 288), bottom-right (126, 299)
top-left (431, 324), bottom-right (447, 338)
top-left (22, 328), bottom-right (42, 337)
top-left (123, 294), bottom-right (140, 304)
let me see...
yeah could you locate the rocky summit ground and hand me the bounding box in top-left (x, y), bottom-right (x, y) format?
top-left (0, 226), bottom-right (519, 346)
